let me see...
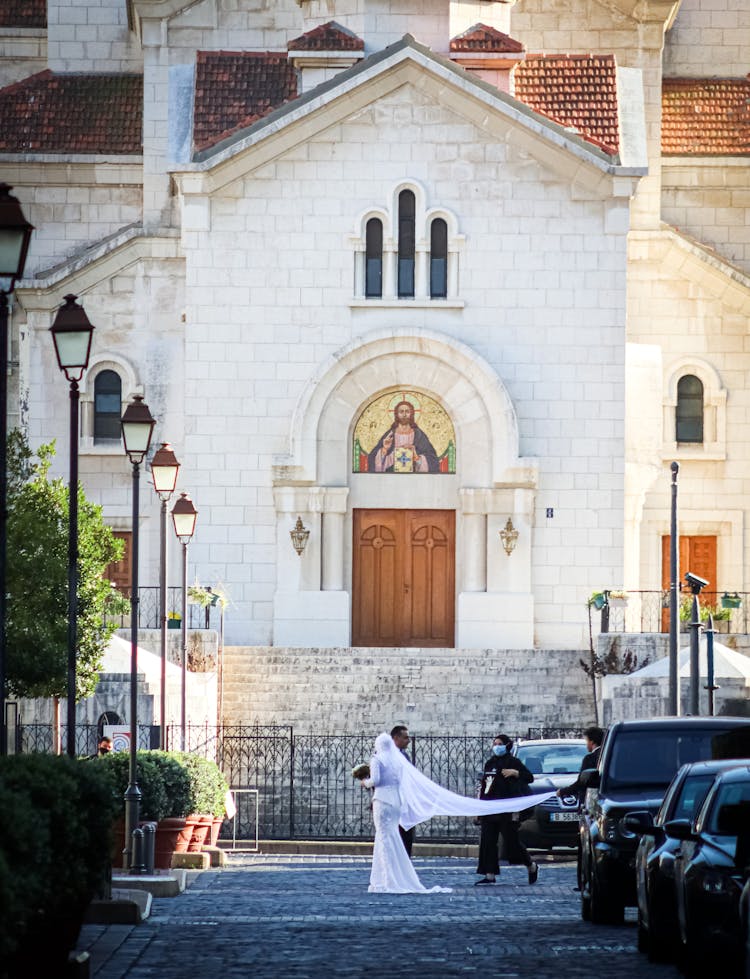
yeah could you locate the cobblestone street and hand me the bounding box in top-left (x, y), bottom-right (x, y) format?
top-left (77, 854), bottom-right (682, 978)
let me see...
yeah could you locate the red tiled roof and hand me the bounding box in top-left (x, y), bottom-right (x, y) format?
top-left (0, 0), bottom-right (46, 28)
top-left (662, 78), bottom-right (750, 155)
top-left (450, 23), bottom-right (524, 54)
top-left (193, 51), bottom-right (298, 152)
top-left (513, 54), bottom-right (619, 155)
top-left (0, 71), bottom-right (142, 154)
top-left (288, 20), bottom-right (364, 51)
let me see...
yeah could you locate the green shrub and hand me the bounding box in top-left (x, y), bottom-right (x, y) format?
top-left (96, 750), bottom-right (191, 820)
top-left (174, 752), bottom-right (229, 816)
top-left (0, 754), bottom-right (116, 977)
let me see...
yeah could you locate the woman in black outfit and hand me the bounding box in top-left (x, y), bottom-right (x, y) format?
top-left (475, 734), bottom-right (538, 885)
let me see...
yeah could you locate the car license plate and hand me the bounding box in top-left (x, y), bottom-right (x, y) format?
top-left (550, 812), bottom-right (578, 822)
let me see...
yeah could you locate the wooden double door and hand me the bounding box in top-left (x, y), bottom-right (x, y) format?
top-left (352, 509), bottom-right (455, 647)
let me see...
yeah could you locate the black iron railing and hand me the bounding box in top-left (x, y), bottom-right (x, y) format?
top-left (14, 724), bottom-right (586, 842)
top-left (105, 586), bottom-right (218, 631)
top-left (592, 590), bottom-right (750, 635)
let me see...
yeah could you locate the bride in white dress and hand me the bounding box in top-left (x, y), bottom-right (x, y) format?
top-left (362, 732), bottom-right (553, 894)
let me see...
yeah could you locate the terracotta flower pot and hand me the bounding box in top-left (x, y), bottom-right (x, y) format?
top-left (176, 813), bottom-right (199, 853)
top-left (209, 816), bottom-right (224, 847)
top-left (154, 817), bottom-right (187, 869)
top-left (188, 814), bottom-right (212, 852)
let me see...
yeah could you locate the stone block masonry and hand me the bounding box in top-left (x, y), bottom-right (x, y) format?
top-left (221, 646), bottom-right (595, 733)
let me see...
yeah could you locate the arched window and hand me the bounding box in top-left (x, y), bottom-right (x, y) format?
top-left (365, 218), bottom-right (383, 298)
top-left (676, 374), bottom-right (703, 443)
top-left (430, 218), bottom-right (448, 299)
top-left (397, 190), bottom-right (415, 298)
top-left (94, 370), bottom-right (122, 443)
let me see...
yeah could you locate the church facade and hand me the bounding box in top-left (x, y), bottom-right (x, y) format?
top-left (1, 0), bottom-right (749, 657)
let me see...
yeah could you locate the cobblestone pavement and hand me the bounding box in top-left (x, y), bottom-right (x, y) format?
top-left (77, 854), bottom-right (682, 979)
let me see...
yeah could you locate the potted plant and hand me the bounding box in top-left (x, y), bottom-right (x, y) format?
top-left (167, 611), bottom-right (182, 630)
top-left (174, 753), bottom-right (230, 850)
top-left (588, 591), bottom-right (606, 611)
top-left (608, 589), bottom-right (629, 608)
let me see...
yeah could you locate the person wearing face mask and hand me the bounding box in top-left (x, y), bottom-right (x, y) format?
top-left (475, 734), bottom-right (538, 886)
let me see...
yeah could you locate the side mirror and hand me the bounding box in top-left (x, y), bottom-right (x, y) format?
top-left (621, 811), bottom-right (656, 836)
top-left (664, 818), bottom-right (694, 841)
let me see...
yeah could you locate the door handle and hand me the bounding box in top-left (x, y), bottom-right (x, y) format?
top-left (404, 582), bottom-right (410, 594)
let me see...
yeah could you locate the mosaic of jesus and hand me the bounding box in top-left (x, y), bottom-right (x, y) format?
top-left (353, 391), bottom-right (456, 474)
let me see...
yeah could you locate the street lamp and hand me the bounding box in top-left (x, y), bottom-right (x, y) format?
top-left (121, 394), bottom-right (156, 871)
top-left (49, 294), bottom-right (94, 758)
top-left (668, 462), bottom-right (680, 716)
top-left (150, 443), bottom-right (180, 749)
top-left (0, 183), bottom-right (33, 756)
top-left (171, 491), bottom-right (197, 751)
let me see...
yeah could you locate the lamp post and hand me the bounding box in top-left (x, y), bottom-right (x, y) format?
top-left (150, 443), bottom-right (180, 749)
top-left (171, 492), bottom-right (197, 751)
top-left (50, 295), bottom-right (94, 758)
top-left (686, 572), bottom-right (708, 717)
top-left (0, 184), bottom-right (33, 756)
top-left (121, 395), bottom-right (156, 870)
top-left (668, 462), bottom-right (680, 715)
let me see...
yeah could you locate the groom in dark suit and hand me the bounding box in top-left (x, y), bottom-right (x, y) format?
top-left (391, 724), bottom-right (415, 857)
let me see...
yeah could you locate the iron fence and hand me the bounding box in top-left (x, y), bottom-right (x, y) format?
top-left (13, 723), bottom-right (588, 842)
top-left (105, 586), bottom-right (217, 631)
top-left (593, 589), bottom-right (750, 635)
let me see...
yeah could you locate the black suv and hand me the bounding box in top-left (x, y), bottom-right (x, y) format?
top-left (580, 716), bottom-right (750, 925)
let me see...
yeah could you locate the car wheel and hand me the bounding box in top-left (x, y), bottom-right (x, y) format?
top-left (590, 869), bottom-right (624, 925)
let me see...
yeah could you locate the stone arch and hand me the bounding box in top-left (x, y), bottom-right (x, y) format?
top-left (283, 327), bottom-right (525, 487)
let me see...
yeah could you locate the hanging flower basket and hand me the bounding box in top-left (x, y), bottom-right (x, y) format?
top-left (721, 593), bottom-right (742, 609)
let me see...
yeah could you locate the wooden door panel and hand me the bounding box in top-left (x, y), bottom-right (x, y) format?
top-left (352, 509), bottom-right (455, 647)
top-left (106, 531), bottom-right (132, 594)
top-left (353, 514), bottom-right (399, 645)
top-left (661, 535), bottom-right (717, 631)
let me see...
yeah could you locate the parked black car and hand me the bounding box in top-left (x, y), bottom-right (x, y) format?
top-left (668, 766), bottom-right (750, 977)
top-left (740, 874), bottom-right (750, 979)
top-left (512, 738), bottom-right (588, 849)
top-left (625, 758), bottom-right (745, 962)
top-left (579, 716), bottom-right (750, 926)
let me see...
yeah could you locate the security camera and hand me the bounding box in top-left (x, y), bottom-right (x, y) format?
top-left (684, 572), bottom-right (709, 593)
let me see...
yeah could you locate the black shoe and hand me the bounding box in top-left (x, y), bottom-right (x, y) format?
top-left (527, 862), bottom-right (538, 885)
top-left (474, 877), bottom-right (496, 886)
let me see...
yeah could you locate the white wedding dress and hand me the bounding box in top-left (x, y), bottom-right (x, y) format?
top-left (364, 733), bottom-right (554, 895)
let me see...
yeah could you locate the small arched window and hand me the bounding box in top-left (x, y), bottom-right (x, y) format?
top-left (365, 218), bottom-right (383, 298)
top-left (397, 190), bottom-right (415, 298)
top-left (94, 370), bottom-right (122, 443)
top-left (676, 374), bottom-right (703, 443)
top-left (430, 218), bottom-right (448, 299)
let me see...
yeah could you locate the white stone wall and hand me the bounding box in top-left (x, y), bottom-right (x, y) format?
top-left (47, 0), bottom-right (142, 73)
top-left (628, 228), bottom-right (750, 596)
top-left (0, 29), bottom-right (47, 86)
top-left (176, 79), bottom-right (628, 647)
top-left (662, 160), bottom-right (750, 278)
top-left (663, 0), bottom-right (750, 78)
top-left (0, 163), bottom-right (143, 277)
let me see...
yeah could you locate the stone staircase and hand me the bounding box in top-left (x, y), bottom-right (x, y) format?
top-left (220, 646), bottom-right (594, 734)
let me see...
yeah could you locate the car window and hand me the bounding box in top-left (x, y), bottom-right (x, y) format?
top-left (706, 781), bottom-right (750, 834)
top-left (516, 744), bottom-right (587, 775)
top-left (606, 731), bottom-right (732, 789)
top-left (672, 774), bottom-right (717, 822)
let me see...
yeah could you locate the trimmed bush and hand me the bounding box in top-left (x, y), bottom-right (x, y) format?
top-left (0, 754), bottom-right (117, 977)
top-left (96, 749), bottom-right (192, 820)
top-left (174, 752), bottom-right (229, 816)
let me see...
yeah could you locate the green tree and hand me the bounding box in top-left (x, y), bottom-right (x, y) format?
top-left (5, 430), bottom-right (129, 700)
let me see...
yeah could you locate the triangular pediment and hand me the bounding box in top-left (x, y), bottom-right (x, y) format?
top-left (174, 35), bottom-right (644, 201)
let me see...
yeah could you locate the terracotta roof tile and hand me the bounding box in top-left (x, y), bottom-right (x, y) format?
top-left (450, 23), bottom-right (524, 54)
top-left (193, 51), bottom-right (298, 152)
top-left (0, 71), bottom-right (142, 154)
top-left (662, 77), bottom-right (750, 155)
top-left (0, 0), bottom-right (46, 29)
top-left (514, 54), bottom-right (619, 155)
top-left (288, 20), bottom-right (364, 51)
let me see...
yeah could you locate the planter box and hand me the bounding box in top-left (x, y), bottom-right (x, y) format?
top-left (167, 620), bottom-right (182, 630)
top-left (609, 598), bottom-right (628, 608)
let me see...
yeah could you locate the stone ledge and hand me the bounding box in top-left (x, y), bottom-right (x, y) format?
top-left (111, 870), bottom-right (187, 897)
top-left (84, 888), bottom-right (152, 924)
